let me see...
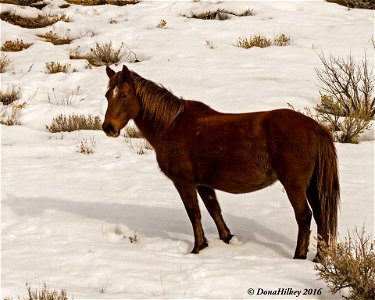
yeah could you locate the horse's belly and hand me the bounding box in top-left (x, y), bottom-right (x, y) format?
top-left (197, 167), bottom-right (278, 194)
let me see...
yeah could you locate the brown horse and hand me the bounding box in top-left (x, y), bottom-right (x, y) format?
top-left (102, 65), bottom-right (340, 261)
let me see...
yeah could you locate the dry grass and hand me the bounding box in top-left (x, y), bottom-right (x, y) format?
top-left (0, 86), bottom-right (21, 105)
top-left (1, 39), bottom-right (32, 51)
top-left (45, 62), bottom-right (71, 74)
top-left (45, 114), bottom-right (102, 132)
top-left (26, 283), bottom-right (69, 300)
top-left (0, 53), bottom-right (11, 72)
top-left (237, 33), bottom-right (290, 49)
top-left (0, 11), bottom-right (70, 28)
top-left (315, 226), bottom-right (375, 300)
top-left (124, 123), bottom-right (143, 138)
top-left (66, 0), bottom-right (140, 5)
top-left (37, 31), bottom-right (74, 45)
top-left (126, 138), bottom-right (153, 155)
top-left (237, 34), bottom-right (272, 48)
top-left (183, 8), bottom-right (253, 20)
top-left (77, 135), bottom-right (96, 154)
top-left (47, 86), bottom-right (80, 106)
top-left (123, 124), bottom-right (152, 154)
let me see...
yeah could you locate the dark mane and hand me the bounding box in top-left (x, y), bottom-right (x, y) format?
top-left (108, 70), bottom-right (188, 128)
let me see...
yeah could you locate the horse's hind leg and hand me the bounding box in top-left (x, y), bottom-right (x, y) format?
top-left (283, 185), bottom-right (312, 259)
top-left (197, 185), bottom-right (233, 244)
top-left (306, 178), bottom-right (325, 262)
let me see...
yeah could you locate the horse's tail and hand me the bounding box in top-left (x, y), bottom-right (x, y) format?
top-left (314, 125), bottom-right (340, 246)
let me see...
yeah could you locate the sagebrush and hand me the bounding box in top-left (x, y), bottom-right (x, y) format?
top-left (326, 0), bottom-right (374, 9)
top-left (315, 226), bottom-right (375, 300)
top-left (46, 114), bottom-right (102, 132)
top-left (314, 53), bottom-right (374, 143)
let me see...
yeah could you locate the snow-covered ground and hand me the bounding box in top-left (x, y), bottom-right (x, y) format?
top-left (1, 0), bottom-right (374, 299)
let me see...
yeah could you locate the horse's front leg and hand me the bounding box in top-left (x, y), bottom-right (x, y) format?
top-left (173, 180), bottom-right (208, 254)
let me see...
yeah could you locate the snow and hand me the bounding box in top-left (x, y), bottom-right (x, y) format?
top-left (1, 0), bottom-right (374, 299)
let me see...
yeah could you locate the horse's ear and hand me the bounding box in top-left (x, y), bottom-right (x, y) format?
top-left (119, 65), bottom-right (132, 84)
top-left (106, 66), bottom-right (115, 78)
top-left (122, 65), bottom-right (131, 79)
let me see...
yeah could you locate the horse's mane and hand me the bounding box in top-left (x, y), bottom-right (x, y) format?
top-left (109, 70), bottom-right (188, 128)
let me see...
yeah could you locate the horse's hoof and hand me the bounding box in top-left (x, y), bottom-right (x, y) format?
top-left (222, 234), bottom-right (234, 244)
top-left (191, 240), bottom-right (209, 254)
top-left (293, 254), bottom-right (307, 259)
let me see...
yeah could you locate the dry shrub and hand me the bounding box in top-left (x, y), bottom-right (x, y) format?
top-left (1, 39), bottom-right (32, 51)
top-left (37, 31), bottom-right (74, 45)
top-left (46, 114), bottom-right (102, 132)
top-left (89, 42), bottom-right (123, 65)
top-left (0, 53), bottom-right (11, 72)
top-left (326, 0), bottom-right (374, 9)
top-left (315, 226), bottom-right (375, 300)
top-left (273, 33), bottom-right (291, 46)
top-left (45, 62), bottom-right (71, 74)
top-left (0, 0), bottom-right (48, 9)
top-left (0, 102), bottom-right (26, 126)
top-left (70, 42), bottom-right (139, 66)
top-left (0, 86), bottom-right (20, 105)
top-left (237, 33), bottom-right (290, 49)
top-left (0, 11), bottom-right (70, 28)
top-left (183, 8), bottom-right (253, 20)
top-left (157, 19), bottom-right (167, 28)
top-left (314, 53), bottom-right (374, 143)
top-left (66, 0), bottom-right (139, 5)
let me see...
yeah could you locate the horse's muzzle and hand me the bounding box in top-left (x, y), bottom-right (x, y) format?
top-left (102, 122), bottom-right (120, 137)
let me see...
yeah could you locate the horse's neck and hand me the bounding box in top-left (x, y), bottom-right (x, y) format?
top-left (131, 73), bottom-right (186, 146)
top-left (133, 114), bottom-right (160, 146)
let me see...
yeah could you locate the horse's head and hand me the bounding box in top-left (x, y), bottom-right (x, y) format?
top-left (102, 65), bottom-right (140, 137)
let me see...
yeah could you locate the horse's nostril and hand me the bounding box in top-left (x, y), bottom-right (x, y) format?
top-left (103, 123), bottom-right (115, 134)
